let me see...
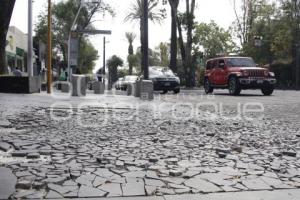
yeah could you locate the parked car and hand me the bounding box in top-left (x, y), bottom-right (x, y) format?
top-left (115, 75), bottom-right (138, 90)
top-left (149, 66), bottom-right (180, 94)
top-left (204, 57), bottom-right (276, 95)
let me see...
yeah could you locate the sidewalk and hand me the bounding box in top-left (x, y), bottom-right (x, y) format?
top-left (50, 189), bottom-right (300, 200)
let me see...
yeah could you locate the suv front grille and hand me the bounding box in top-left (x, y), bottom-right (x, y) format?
top-left (248, 70), bottom-right (265, 77)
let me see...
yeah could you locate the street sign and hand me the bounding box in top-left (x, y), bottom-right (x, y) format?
top-left (70, 34), bottom-right (79, 66)
top-left (77, 29), bottom-right (112, 35)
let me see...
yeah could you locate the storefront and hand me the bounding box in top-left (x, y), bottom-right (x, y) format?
top-left (5, 26), bottom-right (27, 73)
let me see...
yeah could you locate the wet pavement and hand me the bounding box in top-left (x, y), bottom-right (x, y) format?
top-left (0, 89), bottom-right (299, 199)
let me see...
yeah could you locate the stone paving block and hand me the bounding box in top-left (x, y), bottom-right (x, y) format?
top-left (78, 185), bottom-right (107, 197)
top-left (122, 182), bottom-right (145, 196)
top-left (0, 167), bottom-right (17, 199)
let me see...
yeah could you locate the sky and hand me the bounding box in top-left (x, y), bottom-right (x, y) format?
top-left (10, 0), bottom-right (239, 72)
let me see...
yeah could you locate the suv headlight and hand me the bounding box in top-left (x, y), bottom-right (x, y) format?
top-left (242, 70), bottom-right (249, 77)
top-left (175, 77), bottom-right (180, 83)
top-left (264, 70), bottom-right (269, 77)
top-left (269, 72), bottom-right (275, 77)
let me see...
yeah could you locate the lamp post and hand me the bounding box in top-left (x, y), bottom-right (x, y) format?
top-left (67, 1), bottom-right (85, 81)
top-left (47, 0), bottom-right (52, 93)
top-left (27, 0), bottom-right (33, 77)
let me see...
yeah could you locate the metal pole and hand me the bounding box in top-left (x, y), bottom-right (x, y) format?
top-left (27, 0), bottom-right (33, 77)
top-left (47, 0), bottom-right (52, 94)
top-left (296, 44), bottom-right (300, 90)
top-left (103, 37), bottom-right (106, 84)
top-left (142, 0), bottom-right (149, 80)
top-left (67, 4), bottom-right (83, 82)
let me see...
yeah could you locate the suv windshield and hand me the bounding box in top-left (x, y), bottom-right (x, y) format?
top-left (149, 67), bottom-right (175, 78)
top-left (227, 58), bottom-right (256, 67)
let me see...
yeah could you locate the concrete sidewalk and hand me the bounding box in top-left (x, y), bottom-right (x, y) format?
top-left (51, 189), bottom-right (300, 200)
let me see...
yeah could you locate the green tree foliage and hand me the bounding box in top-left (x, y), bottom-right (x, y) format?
top-left (107, 55), bottom-right (124, 88)
top-left (194, 21), bottom-right (236, 59)
top-left (35, 0), bottom-right (113, 72)
top-left (125, 32), bottom-right (137, 75)
top-left (0, 0), bottom-right (16, 74)
top-left (78, 39), bottom-right (98, 74)
top-left (158, 42), bottom-right (169, 67)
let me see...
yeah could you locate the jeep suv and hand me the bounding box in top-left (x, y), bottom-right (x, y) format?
top-left (204, 57), bottom-right (276, 95)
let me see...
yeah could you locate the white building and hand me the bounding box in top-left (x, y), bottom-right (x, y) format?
top-left (6, 26), bottom-right (28, 72)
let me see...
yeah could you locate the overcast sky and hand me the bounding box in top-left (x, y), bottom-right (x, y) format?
top-left (10, 0), bottom-right (239, 72)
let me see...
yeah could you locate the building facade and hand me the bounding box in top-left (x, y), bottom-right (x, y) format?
top-left (5, 26), bottom-right (28, 73)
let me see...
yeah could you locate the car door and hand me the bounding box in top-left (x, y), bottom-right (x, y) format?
top-left (211, 59), bottom-right (220, 85)
top-left (217, 59), bottom-right (227, 85)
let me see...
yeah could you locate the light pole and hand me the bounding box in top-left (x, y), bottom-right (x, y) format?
top-left (47, 0), bottom-right (52, 93)
top-left (27, 0), bottom-right (33, 77)
top-left (103, 37), bottom-right (106, 84)
top-left (67, 1), bottom-right (85, 81)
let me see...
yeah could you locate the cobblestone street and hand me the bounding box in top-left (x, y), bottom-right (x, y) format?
top-left (0, 90), bottom-right (300, 199)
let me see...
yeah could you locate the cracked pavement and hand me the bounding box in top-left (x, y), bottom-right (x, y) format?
top-left (0, 90), bottom-right (300, 199)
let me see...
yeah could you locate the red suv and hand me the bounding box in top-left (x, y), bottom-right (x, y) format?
top-left (204, 57), bottom-right (276, 95)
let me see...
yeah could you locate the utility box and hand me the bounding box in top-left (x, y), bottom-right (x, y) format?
top-left (140, 80), bottom-right (154, 100)
top-left (71, 75), bottom-right (86, 97)
top-left (93, 82), bottom-right (105, 94)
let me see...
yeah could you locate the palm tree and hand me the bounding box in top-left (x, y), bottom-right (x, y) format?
top-left (168, 0), bottom-right (179, 73)
top-left (125, 0), bottom-right (166, 73)
top-left (125, 32), bottom-right (136, 74)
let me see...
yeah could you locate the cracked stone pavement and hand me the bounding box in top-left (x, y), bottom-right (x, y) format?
top-left (0, 90), bottom-right (300, 199)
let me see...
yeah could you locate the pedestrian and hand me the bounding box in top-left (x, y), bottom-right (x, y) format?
top-left (13, 67), bottom-right (22, 77)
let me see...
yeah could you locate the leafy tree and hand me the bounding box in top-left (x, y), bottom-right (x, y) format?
top-left (107, 55), bottom-right (124, 89)
top-left (35, 0), bottom-right (113, 73)
top-left (157, 42), bottom-right (169, 67)
top-left (177, 0), bottom-right (196, 87)
top-left (194, 21), bottom-right (236, 59)
top-left (125, 32), bottom-right (137, 75)
top-left (78, 39), bottom-right (98, 74)
top-left (0, 0), bottom-right (16, 74)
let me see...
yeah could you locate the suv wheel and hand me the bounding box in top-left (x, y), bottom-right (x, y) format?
top-left (173, 88), bottom-right (180, 94)
top-left (204, 79), bottom-right (213, 94)
top-left (261, 85), bottom-right (274, 96)
top-left (228, 77), bottom-right (241, 95)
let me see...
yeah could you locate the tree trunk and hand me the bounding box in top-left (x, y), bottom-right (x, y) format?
top-left (0, 0), bottom-right (16, 74)
top-left (169, 0), bottom-right (179, 73)
top-left (185, 0), bottom-right (195, 88)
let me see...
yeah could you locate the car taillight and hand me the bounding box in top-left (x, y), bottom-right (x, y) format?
top-left (264, 70), bottom-right (269, 77)
top-left (242, 70), bottom-right (249, 77)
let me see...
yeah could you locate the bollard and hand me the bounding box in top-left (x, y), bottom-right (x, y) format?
top-left (134, 80), bottom-right (141, 97)
top-left (72, 75), bottom-right (86, 97)
top-left (140, 80), bottom-right (154, 100)
top-left (61, 82), bottom-right (70, 93)
top-left (93, 82), bottom-right (105, 94)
